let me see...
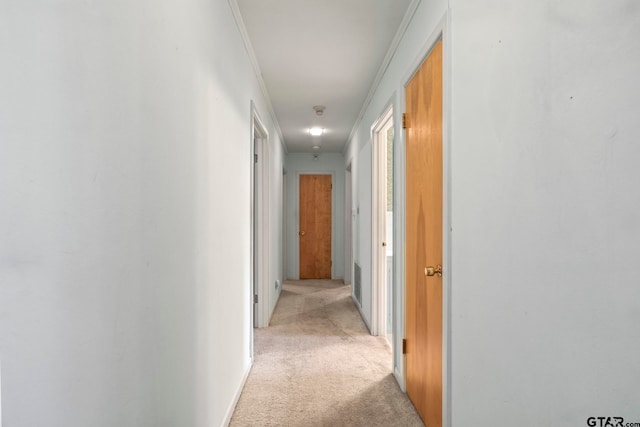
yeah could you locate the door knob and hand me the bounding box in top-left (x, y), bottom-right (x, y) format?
top-left (425, 265), bottom-right (442, 277)
top-left (299, 231), bottom-right (305, 237)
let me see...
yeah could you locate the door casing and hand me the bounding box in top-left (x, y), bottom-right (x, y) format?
top-left (372, 104), bottom-right (394, 340)
top-left (250, 102), bottom-right (270, 331)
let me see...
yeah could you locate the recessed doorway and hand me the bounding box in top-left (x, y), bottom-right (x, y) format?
top-left (251, 103), bottom-right (270, 331)
top-left (372, 105), bottom-right (395, 348)
top-left (299, 174), bottom-right (332, 279)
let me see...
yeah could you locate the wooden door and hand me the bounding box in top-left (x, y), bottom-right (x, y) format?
top-left (405, 40), bottom-right (443, 427)
top-left (299, 175), bottom-right (332, 279)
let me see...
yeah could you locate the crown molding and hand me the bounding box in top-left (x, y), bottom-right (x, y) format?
top-left (343, 0), bottom-right (421, 156)
top-left (227, 0), bottom-right (288, 154)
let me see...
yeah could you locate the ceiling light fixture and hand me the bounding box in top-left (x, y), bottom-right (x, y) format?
top-left (309, 127), bottom-right (324, 136)
top-left (312, 145), bottom-right (320, 150)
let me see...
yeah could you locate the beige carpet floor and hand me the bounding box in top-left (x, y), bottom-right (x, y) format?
top-left (230, 280), bottom-right (424, 427)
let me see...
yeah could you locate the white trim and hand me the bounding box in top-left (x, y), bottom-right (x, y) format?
top-left (293, 172), bottom-right (337, 280)
top-left (371, 103), bottom-right (394, 337)
top-left (251, 103), bottom-right (271, 329)
top-left (227, 0), bottom-right (287, 155)
top-left (343, 0), bottom-right (422, 156)
top-left (282, 168), bottom-right (287, 287)
top-left (249, 106), bottom-right (256, 352)
top-left (221, 358), bottom-right (253, 427)
top-left (398, 12), bottom-right (451, 426)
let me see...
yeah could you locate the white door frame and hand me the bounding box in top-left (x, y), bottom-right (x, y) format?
top-left (371, 104), bottom-right (394, 337)
top-left (282, 168), bottom-right (287, 284)
top-left (250, 102), bottom-right (270, 329)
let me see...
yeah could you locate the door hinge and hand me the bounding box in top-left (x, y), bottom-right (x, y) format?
top-left (402, 113), bottom-right (409, 129)
top-left (254, 294), bottom-right (258, 304)
top-left (402, 338), bottom-right (407, 354)
top-left (254, 153), bottom-right (258, 163)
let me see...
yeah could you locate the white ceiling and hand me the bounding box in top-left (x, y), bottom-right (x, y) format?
top-left (236, 0), bottom-right (414, 153)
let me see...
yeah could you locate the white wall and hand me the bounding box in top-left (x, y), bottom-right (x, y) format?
top-left (345, 0), bottom-right (640, 423)
top-left (284, 153), bottom-right (345, 281)
top-left (355, 144), bottom-right (373, 328)
top-left (0, 1), bottom-right (284, 426)
top-left (268, 137), bottom-right (286, 318)
top-left (450, 0), bottom-right (640, 424)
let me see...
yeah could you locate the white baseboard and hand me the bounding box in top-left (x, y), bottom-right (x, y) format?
top-left (222, 358), bottom-right (253, 427)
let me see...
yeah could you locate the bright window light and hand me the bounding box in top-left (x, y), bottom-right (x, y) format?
top-left (309, 127), bottom-right (324, 136)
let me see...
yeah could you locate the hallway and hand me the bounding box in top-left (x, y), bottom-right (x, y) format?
top-left (230, 280), bottom-right (423, 427)
top-left (2, 1), bottom-right (640, 425)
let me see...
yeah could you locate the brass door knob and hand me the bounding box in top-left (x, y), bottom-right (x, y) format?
top-left (425, 265), bottom-right (442, 277)
top-left (299, 231), bottom-right (306, 237)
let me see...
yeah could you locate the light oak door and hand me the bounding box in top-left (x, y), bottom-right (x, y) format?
top-left (405, 39), bottom-right (443, 427)
top-left (299, 175), bottom-right (332, 279)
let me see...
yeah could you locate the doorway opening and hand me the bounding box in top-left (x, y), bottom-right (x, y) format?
top-left (404, 38), bottom-right (444, 427)
top-left (298, 174), bottom-right (332, 279)
top-left (372, 105), bottom-right (394, 348)
top-left (251, 103), bottom-right (270, 332)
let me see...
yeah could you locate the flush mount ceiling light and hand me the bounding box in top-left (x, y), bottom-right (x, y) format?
top-left (309, 127), bottom-right (324, 136)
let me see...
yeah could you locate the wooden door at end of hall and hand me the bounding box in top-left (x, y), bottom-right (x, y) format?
top-left (299, 174), bottom-right (332, 279)
top-left (405, 39), bottom-right (443, 427)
